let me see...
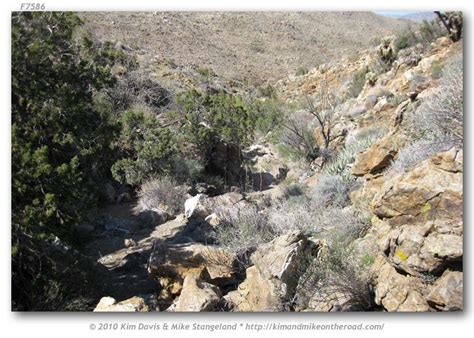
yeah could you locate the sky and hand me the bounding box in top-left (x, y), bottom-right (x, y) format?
top-left (374, 11), bottom-right (423, 17)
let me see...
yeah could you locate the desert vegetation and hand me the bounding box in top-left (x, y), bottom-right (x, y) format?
top-left (11, 11), bottom-right (463, 312)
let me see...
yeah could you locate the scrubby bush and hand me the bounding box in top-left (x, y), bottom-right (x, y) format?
top-left (412, 54), bottom-right (463, 145)
top-left (296, 242), bottom-right (375, 311)
top-left (268, 197), bottom-right (317, 235)
top-left (278, 90), bottom-right (340, 162)
top-left (388, 139), bottom-right (455, 175)
top-left (320, 209), bottom-right (365, 247)
top-left (278, 111), bottom-right (318, 161)
top-left (393, 19), bottom-right (445, 54)
top-left (294, 205), bottom-right (371, 311)
top-left (108, 71), bottom-right (170, 113)
top-left (281, 181), bottom-right (306, 199)
top-left (431, 60), bottom-right (444, 79)
top-left (268, 194), bottom-right (363, 240)
top-left (419, 19), bottom-right (444, 44)
top-left (214, 206), bottom-right (275, 256)
top-left (257, 84), bottom-right (277, 98)
top-left (312, 174), bottom-right (353, 208)
top-left (134, 177), bottom-right (187, 216)
top-left (197, 67), bottom-right (214, 77)
top-left (347, 68), bottom-right (368, 98)
top-left (296, 67), bottom-right (309, 76)
top-left (394, 27), bottom-right (418, 51)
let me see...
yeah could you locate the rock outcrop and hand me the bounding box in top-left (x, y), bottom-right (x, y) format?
top-left (224, 231), bottom-right (320, 311)
top-left (361, 148), bottom-right (463, 311)
top-left (88, 30), bottom-right (463, 313)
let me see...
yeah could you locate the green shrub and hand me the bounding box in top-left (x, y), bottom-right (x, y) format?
top-left (347, 68), bottom-right (368, 98)
top-left (394, 27), bottom-right (418, 51)
top-left (257, 84), bottom-right (277, 98)
top-left (419, 19), bottom-right (444, 44)
top-left (111, 106), bottom-right (177, 186)
top-left (177, 89), bottom-right (257, 149)
top-left (251, 98), bottom-right (284, 135)
top-left (11, 12), bottom-right (125, 240)
top-left (431, 60), bottom-right (444, 79)
top-left (296, 67), bottom-right (309, 76)
top-left (169, 156), bottom-right (205, 183)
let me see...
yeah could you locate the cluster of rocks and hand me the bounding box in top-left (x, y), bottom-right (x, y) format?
top-left (91, 185), bottom-right (322, 312)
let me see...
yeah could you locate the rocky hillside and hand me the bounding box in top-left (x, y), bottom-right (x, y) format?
top-left (12, 12), bottom-right (463, 313)
top-left (88, 33), bottom-right (463, 312)
top-left (81, 12), bottom-right (412, 85)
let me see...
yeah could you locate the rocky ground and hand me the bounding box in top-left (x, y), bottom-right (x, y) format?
top-left (78, 34), bottom-right (463, 312)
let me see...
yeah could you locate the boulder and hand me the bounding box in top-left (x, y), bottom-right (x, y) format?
top-left (224, 231), bottom-right (320, 311)
top-left (347, 106), bottom-right (367, 118)
top-left (97, 215), bottom-right (190, 270)
top-left (148, 242), bottom-right (238, 295)
top-left (351, 132), bottom-right (404, 176)
top-left (94, 295), bottom-right (154, 312)
top-left (373, 97), bottom-right (394, 113)
top-left (184, 192), bottom-right (248, 219)
top-left (372, 148), bottom-right (462, 222)
top-left (363, 85), bottom-right (390, 108)
top-left (427, 271), bottom-right (463, 311)
top-left (171, 273), bottom-right (222, 311)
top-left (184, 194), bottom-right (203, 218)
top-left (419, 55), bottom-right (440, 73)
top-left (371, 255), bottom-right (430, 312)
